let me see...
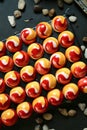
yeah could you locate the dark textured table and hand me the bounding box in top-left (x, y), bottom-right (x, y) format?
top-left (0, 0), bottom-right (87, 130)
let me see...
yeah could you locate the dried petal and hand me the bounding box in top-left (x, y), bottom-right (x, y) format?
top-left (18, 0), bottom-right (26, 10)
top-left (8, 16), bottom-right (16, 27)
top-left (14, 10), bottom-right (22, 18)
top-left (84, 48), bottom-right (87, 59)
top-left (78, 103), bottom-right (86, 111)
top-left (34, 125), bottom-right (41, 130)
top-left (42, 9), bottom-right (49, 16)
top-left (84, 108), bottom-right (87, 116)
top-left (58, 108), bottom-right (68, 116)
top-left (69, 15), bottom-right (77, 22)
top-left (42, 124), bottom-right (49, 130)
top-left (42, 113), bottom-right (53, 121)
top-left (68, 109), bottom-right (77, 117)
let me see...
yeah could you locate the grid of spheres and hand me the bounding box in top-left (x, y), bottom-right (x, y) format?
top-left (0, 15), bottom-right (87, 127)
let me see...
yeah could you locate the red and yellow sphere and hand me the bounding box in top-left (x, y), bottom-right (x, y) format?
top-left (27, 43), bottom-right (44, 60)
top-left (20, 65), bottom-right (36, 82)
top-left (0, 56), bottom-right (14, 73)
top-left (55, 68), bottom-right (72, 85)
top-left (1, 109), bottom-right (18, 126)
top-left (50, 52), bottom-right (66, 69)
top-left (65, 45), bottom-right (82, 62)
top-left (0, 93), bottom-right (10, 111)
top-left (25, 81), bottom-right (42, 98)
top-left (32, 96), bottom-right (48, 113)
top-left (58, 31), bottom-right (74, 48)
top-left (36, 22), bottom-right (52, 39)
top-left (47, 89), bottom-right (63, 106)
top-left (10, 86), bottom-right (26, 104)
top-left (51, 15), bottom-right (68, 32)
top-left (34, 58), bottom-right (51, 75)
top-left (62, 83), bottom-right (79, 100)
top-left (71, 61), bottom-right (87, 78)
top-left (43, 37), bottom-right (59, 54)
top-left (0, 78), bottom-right (5, 93)
top-left (20, 28), bottom-right (37, 45)
top-left (13, 50), bottom-right (30, 67)
top-left (78, 77), bottom-right (87, 93)
top-left (40, 74), bottom-right (56, 91)
top-left (4, 71), bottom-right (20, 88)
top-left (16, 102), bottom-right (33, 119)
top-left (5, 36), bottom-right (22, 53)
top-left (0, 41), bottom-right (6, 57)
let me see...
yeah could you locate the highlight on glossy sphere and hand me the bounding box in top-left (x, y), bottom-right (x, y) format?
top-left (71, 61), bottom-right (87, 78)
top-left (58, 30), bottom-right (74, 48)
top-left (36, 22), bottom-right (52, 39)
top-left (10, 86), bottom-right (26, 104)
top-left (0, 93), bottom-right (10, 111)
top-left (55, 67), bottom-right (72, 84)
top-left (40, 74), bottom-right (57, 91)
top-left (13, 50), bottom-right (30, 67)
top-left (51, 15), bottom-right (68, 32)
top-left (20, 28), bottom-right (37, 45)
top-left (43, 37), bottom-right (59, 54)
top-left (4, 70), bottom-right (20, 88)
top-left (0, 55), bottom-right (14, 72)
top-left (50, 52), bottom-right (66, 69)
top-left (47, 89), bottom-right (63, 106)
top-left (5, 35), bottom-right (22, 53)
top-left (1, 109), bottom-right (18, 126)
top-left (32, 96), bottom-right (48, 113)
top-left (0, 41), bottom-right (6, 57)
top-left (65, 45), bottom-right (82, 62)
top-left (25, 81), bottom-right (42, 98)
top-left (27, 43), bottom-right (44, 60)
top-left (62, 83), bottom-right (79, 100)
top-left (20, 65), bottom-right (36, 82)
top-left (78, 77), bottom-right (87, 93)
top-left (16, 101), bottom-right (33, 119)
top-left (34, 58), bottom-right (51, 75)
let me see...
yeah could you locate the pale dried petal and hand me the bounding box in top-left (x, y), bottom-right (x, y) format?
top-left (8, 16), bottom-right (16, 27)
top-left (18, 0), bottom-right (26, 10)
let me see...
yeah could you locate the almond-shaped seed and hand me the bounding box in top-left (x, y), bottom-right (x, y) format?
top-left (84, 108), bottom-right (87, 116)
top-left (18, 0), bottom-right (26, 10)
top-left (42, 9), bottom-right (49, 16)
top-left (80, 45), bottom-right (86, 51)
top-left (69, 15), bottom-right (77, 22)
top-left (48, 8), bottom-right (56, 18)
top-left (58, 108), bottom-right (68, 116)
top-left (34, 125), bottom-right (41, 130)
top-left (83, 128), bottom-right (87, 130)
top-left (78, 103), bottom-right (86, 111)
top-left (42, 113), bottom-right (53, 121)
top-left (8, 16), bottom-right (16, 27)
top-left (68, 109), bottom-right (77, 117)
top-left (82, 37), bottom-right (87, 43)
top-left (84, 48), bottom-right (87, 59)
top-left (14, 10), bottom-right (22, 18)
top-left (42, 124), bottom-right (49, 130)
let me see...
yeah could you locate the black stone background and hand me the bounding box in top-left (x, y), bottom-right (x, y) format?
top-left (0, 0), bottom-right (87, 130)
